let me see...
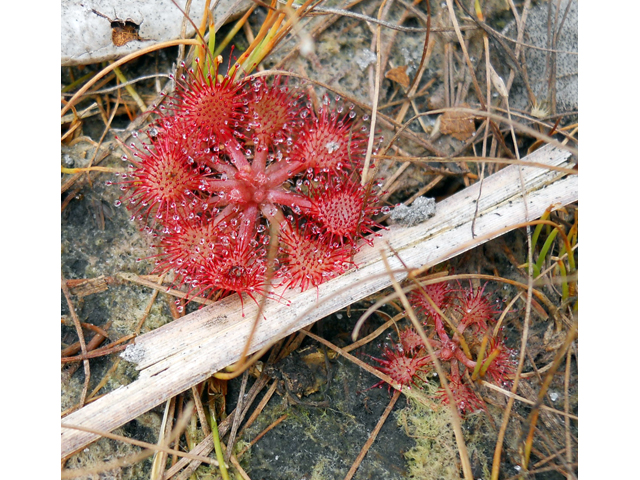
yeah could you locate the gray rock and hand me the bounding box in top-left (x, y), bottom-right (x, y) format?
top-left (389, 196), bottom-right (436, 227)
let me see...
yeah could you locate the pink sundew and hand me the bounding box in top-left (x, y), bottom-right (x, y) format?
top-left (370, 278), bottom-right (517, 416)
top-left (118, 68), bottom-right (387, 303)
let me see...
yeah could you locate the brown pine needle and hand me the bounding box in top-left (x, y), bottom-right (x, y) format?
top-left (61, 422), bottom-right (219, 467)
top-left (236, 413), bottom-right (288, 459)
top-left (343, 389), bottom-right (401, 480)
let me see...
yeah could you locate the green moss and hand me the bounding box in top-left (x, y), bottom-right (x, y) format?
top-left (309, 457), bottom-right (334, 480)
top-left (398, 385), bottom-right (510, 480)
top-left (63, 427), bottom-right (151, 479)
top-left (397, 394), bottom-right (462, 480)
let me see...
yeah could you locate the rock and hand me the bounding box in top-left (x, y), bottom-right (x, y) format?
top-left (389, 196), bottom-right (436, 227)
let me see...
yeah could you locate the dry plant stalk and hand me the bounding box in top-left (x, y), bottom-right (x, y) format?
top-left (62, 143), bottom-right (577, 458)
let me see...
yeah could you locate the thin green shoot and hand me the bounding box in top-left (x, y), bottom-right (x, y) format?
top-left (534, 228), bottom-right (559, 278)
top-left (209, 407), bottom-right (230, 480)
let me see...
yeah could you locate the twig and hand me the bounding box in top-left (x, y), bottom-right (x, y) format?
top-left (224, 370), bottom-right (249, 463)
top-left (112, 66), bottom-right (147, 111)
top-left (491, 79), bottom-right (534, 475)
top-left (236, 378), bottom-right (279, 451)
top-left (62, 74), bottom-right (173, 96)
top-left (382, 107), bottom-right (579, 158)
top-left (61, 39), bottom-right (202, 117)
top-left (164, 374), bottom-right (272, 478)
top-left (343, 389), bottom-right (401, 480)
top-left (480, 381), bottom-right (577, 421)
top-left (521, 321), bottom-right (578, 469)
top-left (237, 413), bottom-right (288, 458)
top-left (361, 0), bottom-right (386, 185)
top-left (61, 321), bottom-right (110, 355)
top-left (564, 345), bottom-right (575, 478)
top-left (61, 274), bottom-right (91, 409)
top-left (343, 312), bottom-right (403, 353)
top-left (292, 4), bottom-right (429, 32)
top-left (118, 272), bottom-right (215, 306)
top-left (150, 397), bottom-right (176, 480)
top-left (407, 0), bottom-right (431, 94)
top-left (62, 405), bottom-right (219, 466)
top-left (303, 329), bottom-right (399, 390)
top-left (61, 342), bottom-right (129, 363)
top-left (373, 154), bottom-right (577, 175)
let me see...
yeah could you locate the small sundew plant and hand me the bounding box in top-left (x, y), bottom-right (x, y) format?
top-left (115, 55), bottom-right (386, 305)
top-left (370, 279), bottom-right (517, 415)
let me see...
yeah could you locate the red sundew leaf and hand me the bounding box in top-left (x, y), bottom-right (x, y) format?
top-left (398, 326), bottom-right (427, 355)
top-left (277, 220), bottom-right (354, 292)
top-left (153, 216), bottom-right (219, 284)
top-left (244, 76), bottom-right (302, 148)
top-left (409, 281), bottom-right (455, 324)
top-left (120, 131), bottom-right (208, 225)
top-left (151, 115), bottom-right (215, 165)
top-left (437, 378), bottom-right (484, 415)
top-left (171, 62), bottom-right (247, 144)
top-left (480, 337), bottom-right (517, 388)
top-left (289, 102), bottom-right (368, 173)
top-left (454, 282), bottom-right (500, 332)
top-left (307, 173), bottom-right (383, 247)
top-left (194, 236), bottom-right (269, 305)
top-left (370, 344), bottom-right (431, 388)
